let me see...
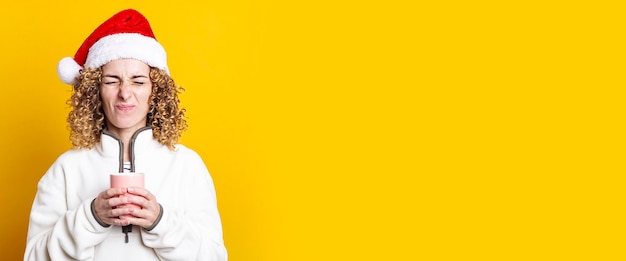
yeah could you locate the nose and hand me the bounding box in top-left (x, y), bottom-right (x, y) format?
top-left (118, 81), bottom-right (132, 100)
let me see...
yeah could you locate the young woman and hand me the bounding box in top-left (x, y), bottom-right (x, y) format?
top-left (24, 9), bottom-right (227, 260)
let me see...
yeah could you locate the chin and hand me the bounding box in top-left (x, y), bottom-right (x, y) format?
top-left (108, 121), bottom-right (144, 130)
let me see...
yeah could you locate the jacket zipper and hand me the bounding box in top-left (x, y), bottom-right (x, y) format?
top-left (102, 127), bottom-right (151, 243)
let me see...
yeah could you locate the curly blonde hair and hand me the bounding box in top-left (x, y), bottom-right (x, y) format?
top-left (67, 67), bottom-right (187, 150)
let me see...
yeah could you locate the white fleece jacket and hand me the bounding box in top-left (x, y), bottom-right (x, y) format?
top-left (24, 128), bottom-right (227, 261)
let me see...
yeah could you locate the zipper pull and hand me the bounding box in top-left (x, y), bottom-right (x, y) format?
top-left (122, 225), bottom-right (132, 243)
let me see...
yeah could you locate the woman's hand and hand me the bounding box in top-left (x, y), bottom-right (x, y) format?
top-left (122, 187), bottom-right (162, 229)
top-left (93, 187), bottom-right (134, 226)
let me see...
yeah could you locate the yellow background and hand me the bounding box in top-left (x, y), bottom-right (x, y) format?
top-left (0, 1), bottom-right (623, 260)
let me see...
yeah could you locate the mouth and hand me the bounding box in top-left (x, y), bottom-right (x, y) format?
top-left (116, 105), bottom-right (135, 112)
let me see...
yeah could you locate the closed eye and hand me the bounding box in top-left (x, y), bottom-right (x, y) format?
top-left (103, 75), bottom-right (120, 85)
top-left (132, 75), bottom-right (149, 85)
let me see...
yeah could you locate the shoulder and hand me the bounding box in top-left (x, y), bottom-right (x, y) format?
top-left (173, 144), bottom-right (203, 161)
top-left (54, 148), bottom-right (94, 164)
top-left (44, 147), bottom-right (98, 177)
top-left (172, 144), bottom-right (212, 174)
top-left (38, 148), bottom-right (92, 186)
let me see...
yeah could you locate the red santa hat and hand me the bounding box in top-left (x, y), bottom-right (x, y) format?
top-left (57, 9), bottom-right (169, 84)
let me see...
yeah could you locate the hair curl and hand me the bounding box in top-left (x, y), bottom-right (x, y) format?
top-left (67, 67), bottom-right (187, 150)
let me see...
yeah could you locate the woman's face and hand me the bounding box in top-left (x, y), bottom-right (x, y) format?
top-left (100, 59), bottom-right (152, 135)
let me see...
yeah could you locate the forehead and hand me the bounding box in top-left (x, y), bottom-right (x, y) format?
top-left (102, 59), bottom-right (150, 75)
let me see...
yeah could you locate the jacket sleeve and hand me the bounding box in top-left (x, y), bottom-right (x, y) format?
top-left (24, 158), bottom-right (112, 261)
top-left (140, 149), bottom-right (228, 261)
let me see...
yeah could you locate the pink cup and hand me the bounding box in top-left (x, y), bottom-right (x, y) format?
top-left (110, 173), bottom-right (144, 217)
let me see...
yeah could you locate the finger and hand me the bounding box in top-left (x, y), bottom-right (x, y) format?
top-left (102, 205), bottom-right (138, 225)
top-left (97, 196), bottom-right (131, 213)
top-left (126, 187), bottom-right (153, 198)
top-left (107, 194), bottom-right (133, 208)
top-left (121, 215), bottom-right (145, 227)
top-left (106, 207), bottom-right (130, 218)
top-left (126, 194), bottom-right (155, 208)
top-left (105, 187), bottom-right (128, 199)
top-left (112, 216), bottom-right (132, 226)
top-left (126, 208), bottom-right (158, 228)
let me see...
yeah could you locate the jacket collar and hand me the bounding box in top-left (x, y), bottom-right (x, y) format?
top-left (96, 127), bottom-right (164, 171)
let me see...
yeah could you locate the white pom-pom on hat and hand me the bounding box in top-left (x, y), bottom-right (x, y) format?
top-left (57, 57), bottom-right (83, 85)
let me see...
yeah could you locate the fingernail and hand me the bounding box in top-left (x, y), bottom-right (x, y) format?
top-left (128, 187), bottom-right (134, 192)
